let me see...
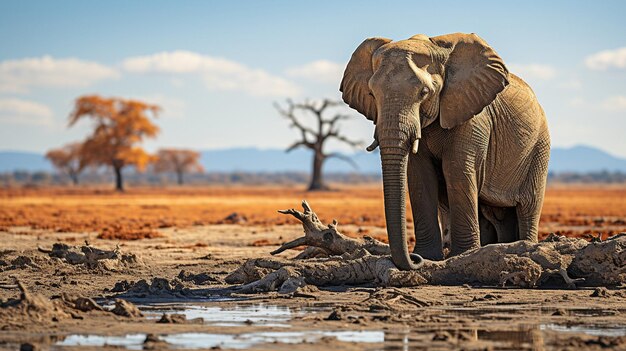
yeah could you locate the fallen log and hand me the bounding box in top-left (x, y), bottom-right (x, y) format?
top-left (226, 201), bottom-right (625, 293)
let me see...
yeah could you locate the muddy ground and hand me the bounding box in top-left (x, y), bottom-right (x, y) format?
top-left (1, 224), bottom-right (625, 350)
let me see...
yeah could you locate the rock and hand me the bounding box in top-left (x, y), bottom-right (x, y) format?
top-left (222, 212), bottom-right (247, 224)
top-left (9, 256), bottom-right (41, 270)
top-left (110, 280), bottom-right (132, 292)
top-left (0, 282), bottom-right (72, 327)
top-left (178, 270), bottom-right (220, 285)
top-left (325, 309), bottom-right (343, 321)
top-left (156, 313), bottom-right (202, 324)
top-left (120, 278), bottom-right (187, 297)
top-left (143, 333), bottom-right (169, 350)
top-left (110, 299), bottom-right (143, 317)
top-left (472, 293), bottom-right (501, 301)
top-left (63, 294), bottom-right (104, 312)
top-left (591, 287), bottom-right (610, 298)
top-left (42, 243), bottom-right (142, 271)
top-left (433, 331), bottom-right (453, 341)
top-left (20, 343), bottom-right (37, 351)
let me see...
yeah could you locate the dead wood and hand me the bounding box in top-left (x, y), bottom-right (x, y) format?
top-left (271, 200), bottom-right (389, 257)
top-left (227, 201), bottom-right (626, 293)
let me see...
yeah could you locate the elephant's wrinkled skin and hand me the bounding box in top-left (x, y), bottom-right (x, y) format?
top-left (341, 33), bottom-right (550, 270)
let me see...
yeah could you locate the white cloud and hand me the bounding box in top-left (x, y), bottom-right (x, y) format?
top-left (508, 63), bottom-right (557, 81)
top-left (601, 95), bottom-right (626, 111)
top-left (0, 98), bottom-right (54, 126)
top-left (285, 60), bottom-right (344, 84)
top-left (0, 56), bottom-right (119, 93)
top-left (585, 47), bottom-right (626, 70)
top-left (122, 51), bottom-right (300, 97)
top-left (132, 94), bottom-right (186, 119)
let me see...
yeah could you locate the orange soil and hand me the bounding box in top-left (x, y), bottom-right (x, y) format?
top-left (1, 184), bottom-right (625, 241)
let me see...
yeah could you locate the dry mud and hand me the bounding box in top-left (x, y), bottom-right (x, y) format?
top-left (1, 224), bottom-right (625, 350)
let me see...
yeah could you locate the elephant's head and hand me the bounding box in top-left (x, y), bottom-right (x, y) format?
top-left (340, 33), bottom-right (509, 270)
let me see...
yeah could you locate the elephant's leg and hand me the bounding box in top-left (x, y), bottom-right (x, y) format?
top-left (444, 164), bottom-right (481, 256)
top-left (480, 205), bottom-right (518, 243)
top-left (407, 153), bottom-right (443, 260)
top-left (516, 136), bottom-right (550, 242)
top-left (479, 205), bottom-right (498, 245)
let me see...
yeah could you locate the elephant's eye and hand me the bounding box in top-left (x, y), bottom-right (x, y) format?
top-left (420, 87), bottom-right (430, 97)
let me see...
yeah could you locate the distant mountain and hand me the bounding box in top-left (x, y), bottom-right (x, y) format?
top-left (548, 145), bottom-right (626, 173)
top-left (0, 151), bottom-right (52, 172)
top-left (200, 145), bottom-right (626, 173)
top-left (1, 145), bottom-right (626, 174)
top-left (198, 148), bottom-right (380, 173)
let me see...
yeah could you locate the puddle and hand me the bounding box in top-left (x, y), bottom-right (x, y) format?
top-left (53, 302), bottom-right (626, 350)
top-left (139, 303), bottom-right (327, 327)
top-left (541, 323), bottom-right (626, 337)
top-left (55, 325), bottom-right (626, 350)
top-left (437, 305), bottom-right (626, 319)
top-left (56, 330), bottom-right (385, 350)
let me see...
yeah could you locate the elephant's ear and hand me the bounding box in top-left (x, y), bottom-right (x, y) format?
top-left (340, 37), bottom-right (392, 122)
top-left (430, 33), bottom-right (509, 129)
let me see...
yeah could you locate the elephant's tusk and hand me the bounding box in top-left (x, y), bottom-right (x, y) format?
top-left (366, 139), bottom-right (379, 152)
top-left (411, 139), bottom-right (419, 154)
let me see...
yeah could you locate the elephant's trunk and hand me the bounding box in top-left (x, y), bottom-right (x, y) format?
top-left (379, 114), bottom-right (423, 271)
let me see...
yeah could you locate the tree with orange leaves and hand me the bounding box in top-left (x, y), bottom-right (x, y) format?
top-left (45, 142), bottom-right (87, 185)
top-left (69, 95), bottom-right (160, 191)
top-left (153, 148), bottom-right (204, 185)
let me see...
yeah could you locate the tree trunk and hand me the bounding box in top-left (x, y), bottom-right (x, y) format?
top-left (308, 151), bottom-right (326, 191)
top-left (69, 172), bottom-right (79, 185)
top-left (114, 166), bottom-right (124, 192)
top-left (176, 170), bottom-right (184, 185)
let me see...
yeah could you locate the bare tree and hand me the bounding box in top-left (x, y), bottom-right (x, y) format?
top-left (275, 99), bottom-right (361, 191)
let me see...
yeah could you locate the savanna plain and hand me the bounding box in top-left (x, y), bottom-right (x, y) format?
top-left (1, 184), bottom-right (625, 350)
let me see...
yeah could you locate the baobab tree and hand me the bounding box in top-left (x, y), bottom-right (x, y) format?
top-left (45, 142), bottom-right (87, 185)
top-left (69, 95), bottom-right (160, 191)
top-left (275, 99), bottom-right (360, 191)
top-left (153, 148), bottom-right (204, 185)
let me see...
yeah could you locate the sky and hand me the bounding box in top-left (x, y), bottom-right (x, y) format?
top-left (0, 0), bottom-right (625, 156)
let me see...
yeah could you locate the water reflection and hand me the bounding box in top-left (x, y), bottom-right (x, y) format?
top-left (140, 303), bottom-right (303, 327)
top-left (55, 324), bottom-right (626, 350)
top-left (54, 303), bottom-right (626, 350)
top-left (381, 326), bottom-right (543, 351)
top-left (56, 330), bottom-right (385, 349)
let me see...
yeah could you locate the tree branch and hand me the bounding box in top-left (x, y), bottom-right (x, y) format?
top-left (326, 132), bottom-right (362, 148)
top-left (271, 200), bottom-right (390, 257)
top-left (274, 101), bottom-right (317, 143)
top-left (327, 114), bottom-right (351, 129)
top-left (286, 141), bottom-right (313, 152)
top-left (326, 153), bottom-right (359, 170)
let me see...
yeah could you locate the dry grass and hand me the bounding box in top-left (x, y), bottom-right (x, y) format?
top-left (1, 184), bottom-right (625, 241)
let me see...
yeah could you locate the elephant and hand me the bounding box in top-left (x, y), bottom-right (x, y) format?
top-left (340, 33), bottom-right (550, 270)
